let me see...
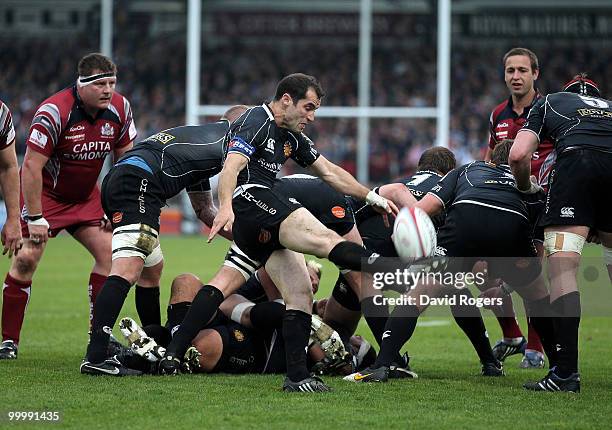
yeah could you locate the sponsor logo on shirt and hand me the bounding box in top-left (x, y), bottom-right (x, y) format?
top-left (265, 138), bottom-right (275, 154)
top-left (65, 141), bottom-right (112, 160)
top-left (560, 207), bottom-right (574, 218)
top-left (498, 122), bottom-right (510, 128)
top-left (28, 129), bottom-right (48, 149)
top-left (65, 133), bottom-right (85, 141)
top-left (69, 124), bottom-right (85, 132)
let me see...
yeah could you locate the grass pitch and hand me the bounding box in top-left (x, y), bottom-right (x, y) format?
top-left (1, 236), bottom-right (611, 429)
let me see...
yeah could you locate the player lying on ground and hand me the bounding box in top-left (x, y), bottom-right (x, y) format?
top-left (117, 272), bottom-right (376, 378)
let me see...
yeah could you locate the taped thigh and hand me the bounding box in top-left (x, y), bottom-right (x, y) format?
top-left (112, 223), bottom-right (160, 261)
top-left (543, 231), bottom-right (586, 256)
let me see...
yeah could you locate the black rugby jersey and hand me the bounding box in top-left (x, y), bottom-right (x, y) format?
top-left (226, 104), bottom-right (320, 188)
top-left (274, 174), bottom-right (353, 220)
top-left (429, 161), bottom-right (529, 219)
top-left (522, 92), bottom-right (612, 155)
top-left (120, 121), bottom-right (229, 199)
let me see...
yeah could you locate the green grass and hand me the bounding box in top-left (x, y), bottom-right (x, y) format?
top-left (1, 236), bottom-right (611, 429)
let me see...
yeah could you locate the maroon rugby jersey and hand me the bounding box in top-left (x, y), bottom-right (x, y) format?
top-left (0, 100), bottom-right (16, 149)
top-left (488, 94), bottom-right (555, 189)
top-left (26, 86), bottom-right (136, 202)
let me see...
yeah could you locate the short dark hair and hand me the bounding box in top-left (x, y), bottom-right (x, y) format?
top-left (78, 53), bottom-right (117, 76)
top-left (417, 147), bottom-right (456, 175)
top-left (491, 139), bottom-right (513, 165)
top-left (273, 73), bottom-right (325, 103)
top-left (503, 47), bottom-right (539, 73)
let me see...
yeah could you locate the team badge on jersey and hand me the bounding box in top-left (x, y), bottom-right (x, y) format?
top-left (112, 212), bottom-right (123, 224)
top-left (101, 122), bottom-right (115, 137)
top-left (283, 141), bottom-right (292, 157)
top-left (233, 329), bottom-right (245, 342)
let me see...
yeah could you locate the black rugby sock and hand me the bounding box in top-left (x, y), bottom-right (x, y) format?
top-left (87, 275), bottom-right (132, 363)
top-left (450, 290), bottom-right (496, 364)
top-left (249, 301), bottom-right (285, 332)
top-left (283, 309), bottom-right (312, 382)
top-left (165, 285), bottom-right (224, 358)
top-left (374, 303), bottom-right (420, 367)
top-left (166, 302), bottom-right (191, 332)
top-left (360, 296), bottom-right (389, 347)
top-left (135, 286), bottom-right (161, 326)
top-left (551, 292), bottom-right (581, 377)
top-left (328, 241), bottom-right (402, 274)
top-left (526, 295), bottom-right (558, 368)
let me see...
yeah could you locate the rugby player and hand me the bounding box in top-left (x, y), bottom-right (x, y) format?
top-left (80, 106), bottom-right (248, 376)
top-left (159, 73), bottom-right (398, 393)
top-left (0, 100), bottom-right (23, 358)
top-left (511, 74), bottom-right (612, 393)
top-left (486, 47), bottom-right (554, 368)
top-left (347, 141), bottom-right (557, 383)
top-left (1, 54), bottom-right (136, 360)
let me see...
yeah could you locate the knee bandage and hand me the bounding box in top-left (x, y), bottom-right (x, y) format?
top-left (543, 231), bottom-right (586, 256)
top-left (230, 301), bottom-right (254, 324)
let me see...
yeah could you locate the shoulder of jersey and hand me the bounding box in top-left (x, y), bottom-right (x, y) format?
top-left (491, 99), bottom-right (510, 120)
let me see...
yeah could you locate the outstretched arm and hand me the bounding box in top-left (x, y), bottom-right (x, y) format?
top-left (307, 155), bottom-right (398, 224)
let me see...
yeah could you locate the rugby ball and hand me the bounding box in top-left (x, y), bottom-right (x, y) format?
top-left (392, 207), bottom-right (437, 261)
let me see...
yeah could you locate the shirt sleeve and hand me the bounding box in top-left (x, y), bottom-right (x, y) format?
top-left (521, 97), bottom-right (547, 142)
top-left (427, 167), bottom-right (461, 208)
top-left (26, 102), bottom-right (62, 157)
top-left (226, 109), bottom-right (269, 160)
top-left (116, 97), bottom-right (137, 148)
top-left (291, 133), bottom-right (320, 167)
top-left (186, 178), bottom-right (211, 193)
top-left (488, 109), bottom-right (498, 150)
top-left (0, 102), bottom-right (16, 149)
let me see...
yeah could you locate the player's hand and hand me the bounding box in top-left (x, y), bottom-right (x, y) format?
top-left (365, 190), bottom-right (399, 227)
top-left (518, 175), bottom-right (544, 195)
top-left (100, 214), bottom-right (113, 232)
top-left (208, 206), bottom-right (234, 243)
top-left (27, 220), bottom-right (49, 246)
top-left (1, 217), bottom-right (23, 258)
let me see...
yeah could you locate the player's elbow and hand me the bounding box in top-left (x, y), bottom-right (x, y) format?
top-left (508, 144), bottom-right (529, 167)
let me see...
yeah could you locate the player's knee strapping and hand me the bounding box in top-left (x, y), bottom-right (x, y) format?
top-left (111, 223), bottom-right (162, 266)
top-left (544, 231), bottom-right (586, 256)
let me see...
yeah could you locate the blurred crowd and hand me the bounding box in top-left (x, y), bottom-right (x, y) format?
top-left (1, 29), bottom-right (610, 184)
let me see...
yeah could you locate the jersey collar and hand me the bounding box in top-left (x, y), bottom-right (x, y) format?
top-left (262, 103), bottom-right (275, 121)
